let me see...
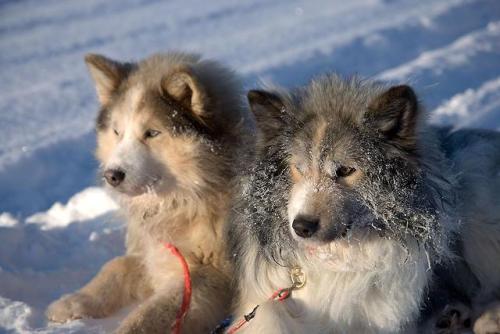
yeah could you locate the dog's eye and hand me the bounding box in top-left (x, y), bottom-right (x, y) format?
top-left (336, 166), bottom-right (356, 178)
top-left (294, 161), bottom-right (307, 175)
top-left (113, 128), bottom-right (119, 136)
top-left (144, 129), bottom-right (161, 139)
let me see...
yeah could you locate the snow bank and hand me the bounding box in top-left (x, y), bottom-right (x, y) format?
top-left (0, 187), bottom-right (123, 333)
top-left (377, 21), bottom-right (500, 81)
top-left (0, 213), bottom-right (18, 228)
top-left (26, 187), bottom-right (118, 230)
top-left (0, 297), bottom-right (32, 333)
top-left (432, 76), bottom-right (500, 129)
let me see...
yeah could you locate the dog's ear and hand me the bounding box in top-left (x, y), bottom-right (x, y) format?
top-left (247, 90), bottom-right (287, 142)
top-left (85, 54), bottom-right (132, 105)
top-left (365, 85), bottom-right (419, 150)
top-left (161, 67), bottom-right (209, 119)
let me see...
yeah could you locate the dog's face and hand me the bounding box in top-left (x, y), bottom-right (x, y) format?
top-left (286, 120), bottom-right (372, 244)
top-left (86, 54), bottom-right (218, 198)
top-left (248, 81), bottom-right (437, 253)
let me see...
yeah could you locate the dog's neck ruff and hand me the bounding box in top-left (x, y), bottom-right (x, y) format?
top-left (162, 242), bottom-right (192, 334)
top-left (223, 267), bottom-right (306, 333)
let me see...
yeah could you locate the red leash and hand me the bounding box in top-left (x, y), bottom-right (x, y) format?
top-left (226, 287), bottom-right (292, 334)
top-left (226, 267), bottom-right (306, 333)
top-left (163, 242), bottom-right (192, 334)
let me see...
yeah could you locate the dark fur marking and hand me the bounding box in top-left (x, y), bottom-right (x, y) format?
top-left (158, 92), bottom-right (219, 140)
top-left (366, 85), bottom-right (419, 153)
top-left (96, 106), bottom-right (110, 130)
top-left (418, 237), bottom-right (480, 326)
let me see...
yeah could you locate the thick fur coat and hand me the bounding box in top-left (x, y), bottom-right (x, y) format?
top-left (227, 75), bottom-right (500, 334)
top-left (46, 52), bottom-right (253, 333)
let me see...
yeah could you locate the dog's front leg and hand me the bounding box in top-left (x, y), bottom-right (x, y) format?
top-left (47, 255), bottom-right (150, 323)
top-left (114, 287), bottom-right (181, 334)
top-left (116, 265), bottom-right (232, 334)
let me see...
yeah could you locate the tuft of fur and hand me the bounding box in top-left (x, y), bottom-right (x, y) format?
top-left (228, 74), bottom-right (500, 333)
top-left (46, 52), bottom-right (253, 333)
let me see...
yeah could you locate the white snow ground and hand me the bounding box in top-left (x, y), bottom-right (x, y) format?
top-left (0, 0), bottom-right (499, 332)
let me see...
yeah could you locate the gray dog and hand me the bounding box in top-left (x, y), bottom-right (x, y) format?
top-left (227, 74), bottom-right (500, 333)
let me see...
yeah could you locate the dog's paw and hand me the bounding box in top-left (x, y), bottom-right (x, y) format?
top-left (46, 292), bottom-right (101, 323)
top-left (474, 302), bottom-right (500, 334)
top-left (434, 303), bottom-right (472, 334)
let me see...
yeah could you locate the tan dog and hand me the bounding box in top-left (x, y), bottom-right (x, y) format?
top-left (46, 52), bottom-right (252, 333)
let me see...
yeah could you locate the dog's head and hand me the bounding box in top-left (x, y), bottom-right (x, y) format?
top-left (86, 53), bottom-right (244, 198)
top-left (248, 76), bottom-right (441, 256)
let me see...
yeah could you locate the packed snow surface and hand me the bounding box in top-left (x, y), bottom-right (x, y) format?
top-left (0, 0), bottom-right (499, 332)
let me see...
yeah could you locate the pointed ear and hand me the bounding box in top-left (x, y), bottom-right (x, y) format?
top-left (161, 67), bottom-right (209, 117)
top-left (365, 85), bottom-right (419, 149)
top-left (247, 90), bottom-right (286, 142)
top-left (84, 54), bottom-right (132, 105)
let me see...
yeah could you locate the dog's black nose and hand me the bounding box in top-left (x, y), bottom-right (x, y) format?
top-left (292, 216), bottom-right (320, 238)
top-left (104, 169), bottom-right (125, 187)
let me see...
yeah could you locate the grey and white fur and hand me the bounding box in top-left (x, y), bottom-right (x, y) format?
top-left (227, 74), bottom-right (500, 333)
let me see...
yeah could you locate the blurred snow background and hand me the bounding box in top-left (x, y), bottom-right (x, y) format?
top-left (0, 0), bottom-right (499, 332)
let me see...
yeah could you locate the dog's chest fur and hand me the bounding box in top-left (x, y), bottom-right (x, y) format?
top-left (122, 194), bottom-right (231, 292)
top-left (237, 237), bottom-right (430, 334)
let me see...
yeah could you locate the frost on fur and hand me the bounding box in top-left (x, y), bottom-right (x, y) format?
top-left (228, 75), bottom-right (460, 333)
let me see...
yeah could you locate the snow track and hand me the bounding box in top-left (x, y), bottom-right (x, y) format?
top-left (432, 76), bottom-right (500, 129)
top-left (378, 21), bottom-right (500, 81)
top-left (0, 0), bottom-right (499, 332)
top-left (0, 0), bottom-right (479, 171)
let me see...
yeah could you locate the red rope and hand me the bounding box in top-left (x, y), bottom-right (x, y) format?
top-left (226, 319), bottom-right (247, 334)
top-left (269, 288), bottom-right (291, 301)
top-left (163, 242), bottom-right (192, 334)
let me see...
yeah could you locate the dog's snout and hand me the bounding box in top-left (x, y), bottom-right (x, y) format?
top-left (292, 215), bottom-right (320, 238)
top-left (104, 169), bottom-right (125, 187)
